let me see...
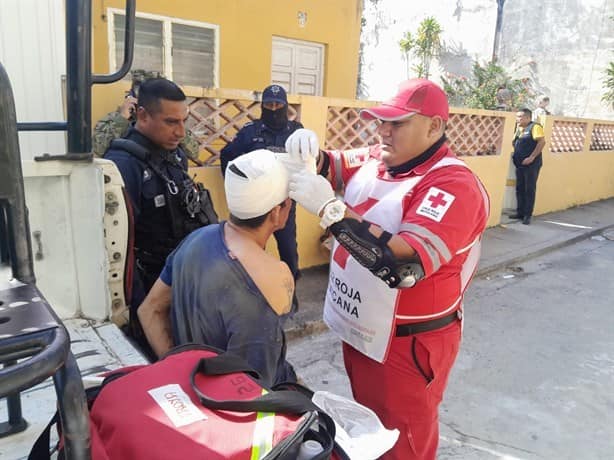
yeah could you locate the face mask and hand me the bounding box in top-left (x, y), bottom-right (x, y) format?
top-left (261, 105), bottom-right (288, 130)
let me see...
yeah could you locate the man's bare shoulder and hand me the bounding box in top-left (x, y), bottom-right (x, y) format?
top-left (247, 254), bottom-right (294, 316)
top-left (225, 229), bottom-right (295, 316)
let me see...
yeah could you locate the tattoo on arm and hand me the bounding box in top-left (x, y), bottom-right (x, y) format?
top-left (283, 277), bottom-right (294, 313)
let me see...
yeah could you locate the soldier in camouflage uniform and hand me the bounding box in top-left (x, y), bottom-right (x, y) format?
top-left (92, 70), bottom-right (201, 162)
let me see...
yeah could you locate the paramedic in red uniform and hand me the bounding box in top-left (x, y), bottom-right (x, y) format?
top-left (286, 79), bottom-right (489, 460)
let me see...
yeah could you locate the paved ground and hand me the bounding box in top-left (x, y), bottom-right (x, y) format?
top-left (285, 198), bottom-right (614, 459)
top-left (287, 233), bottom-right (614, 459)
top-left (285, 198), bottom-right (614, 339)
top-left (2, 199), bottom-right (612, 459)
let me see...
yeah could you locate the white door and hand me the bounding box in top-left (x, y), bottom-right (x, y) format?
top-left (271, 37), bottom-right (324, 96)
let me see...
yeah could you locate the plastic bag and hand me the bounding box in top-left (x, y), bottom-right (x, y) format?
top-left (312, 391), bottom-right (399, 460)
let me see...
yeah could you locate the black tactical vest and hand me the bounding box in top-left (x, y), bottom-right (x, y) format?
top-left (109, 138), bottom-right (218, 270)
top-left (513, 122), bottom-right (543, 168)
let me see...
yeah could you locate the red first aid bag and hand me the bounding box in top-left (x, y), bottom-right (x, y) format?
top-left (29, 345), bottom-right (347, 460)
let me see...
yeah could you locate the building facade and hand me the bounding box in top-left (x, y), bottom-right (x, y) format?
top-left (92, 0), bottom-right (363, 122)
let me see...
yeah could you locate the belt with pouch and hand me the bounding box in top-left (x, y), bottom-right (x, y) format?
top-left (395, 310), bottom-right (462, 337)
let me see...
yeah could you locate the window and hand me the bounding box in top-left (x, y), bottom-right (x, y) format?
top-left (110, 10), bottom-right (218, 88)
top-left (114, 16), bottom-right (163, 76)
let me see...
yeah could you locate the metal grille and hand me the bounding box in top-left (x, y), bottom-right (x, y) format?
top-left (446, 113), bottom-right (505, 156)
top-left (550, 120), bottom-right (587, 153)
top-left (590, 123), bottom-right (614, 151)
top-left (325, 106), bottom-right (379, 150)
top-left (186, 97), bottom-right (299, 166)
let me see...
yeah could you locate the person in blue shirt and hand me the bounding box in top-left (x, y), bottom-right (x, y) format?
top-left (220, 85), bottom-right (303, 310)
top-left (138, 150), bottom-right (297, 386)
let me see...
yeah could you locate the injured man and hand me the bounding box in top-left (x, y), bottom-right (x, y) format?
top-left (137, 149), bottom-right (300, 386)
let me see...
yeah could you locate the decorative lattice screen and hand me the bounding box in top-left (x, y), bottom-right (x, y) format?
top-left (325, 108), bottom-right (505, 156)
top-left (446, 113), bottom-right (505, 156)
top-left (590, 123), bottom-right (614, 151)
top-left (186, 97), bottom-right (299, 166)
top-left (325, 106), bottom-right (379, 150)
top-left (550, 120), bottom-right (586, 153)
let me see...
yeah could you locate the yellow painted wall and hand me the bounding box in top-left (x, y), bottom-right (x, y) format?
top-left (453, 108), bottom-right (517, 229)
top-left (464, 154), bottom-right (511, 228)
top-left (91, 0), bottom-right (362, 124)
top-left (533, 117), bottom-right (614, 214)
top-left (91, 71), bottom-right (614, 270)
top-left (190, 92), bottom-right (380, 268)
top-left (192, 105), bottom-right (614, 270)
top-left (86, 2), bottom-right (614, 273)
top-left (534, 151), bottom-right (614, 213)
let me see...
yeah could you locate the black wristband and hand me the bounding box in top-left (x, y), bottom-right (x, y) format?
top-left (319, 150), bottom-right (330, 177)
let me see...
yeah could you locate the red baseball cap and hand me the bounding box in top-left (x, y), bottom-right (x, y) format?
top-left (360, 78), bottom-right (449, 122)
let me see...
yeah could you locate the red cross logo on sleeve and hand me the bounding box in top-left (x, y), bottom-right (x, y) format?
top-left (416, 186), bottom-right (455, 222)
top-left (428, 192), bottom-right (448, 208)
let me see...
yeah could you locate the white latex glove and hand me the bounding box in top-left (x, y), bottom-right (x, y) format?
top-left (289, 171), bottom-right (335, 216)
top-left (275, 151), bottom-right (317, 176)
top-left (285, 129), bottom-right (320, 162)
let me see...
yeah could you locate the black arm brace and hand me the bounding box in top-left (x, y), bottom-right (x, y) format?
top-left (329, 218), bottom-right (424, 288)
top-left (318, 150), bottom-right (330, 178)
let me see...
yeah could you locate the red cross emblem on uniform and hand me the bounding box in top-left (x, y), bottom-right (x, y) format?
top-left (416, 187), bottom-right (455, 223)
top-left (427, 191), bottom-right (448, 208)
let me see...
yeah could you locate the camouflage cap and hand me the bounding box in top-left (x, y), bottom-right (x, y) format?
top-left (130, 69), bottom-right (164, 83)
top-left (129, 70), bottom-right (164, 98)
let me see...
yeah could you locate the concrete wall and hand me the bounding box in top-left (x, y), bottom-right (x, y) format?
top-left (360, 0), bottom-right (614, 119)
top-left (498, 0), bottom-right (614, 119)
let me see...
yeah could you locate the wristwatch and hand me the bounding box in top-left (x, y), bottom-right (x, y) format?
top-left (319, 199), bottom-right (347, 229)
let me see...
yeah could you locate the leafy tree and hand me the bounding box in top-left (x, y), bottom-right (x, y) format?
top-left (603, 62), bottom-right (614, 109)
top-left (399, 32), bottom-right (415, 79)
top-left (441, 61), bottom-right (534, 110)
top-left (356, 16), bottom-right (368, 98)
top-left (600, 16), bottom-right (614, 109)
top-left (399, 17), bottom-right (442, 79)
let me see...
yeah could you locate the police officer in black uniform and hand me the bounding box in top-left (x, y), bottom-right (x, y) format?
top-left (104, 78), bottom-right (217, 353)
top-left (220, 85), bottom-right (303, 308)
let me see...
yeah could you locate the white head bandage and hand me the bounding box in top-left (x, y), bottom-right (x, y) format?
top-left (225, 149), bottom-right (289, 219)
